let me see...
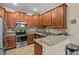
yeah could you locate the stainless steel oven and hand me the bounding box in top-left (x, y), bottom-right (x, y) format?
top-left (16, 21), bottom-right (28, 48)
top-left (16, 35), bottom-right (28, 48)
top-left (17, 35), bottom-right (27, 42)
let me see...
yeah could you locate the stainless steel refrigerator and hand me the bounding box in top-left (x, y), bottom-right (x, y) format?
top-left (0, 17), bottom-right (7, 55)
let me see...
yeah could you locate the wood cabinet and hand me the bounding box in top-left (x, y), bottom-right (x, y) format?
top-left (33, 14), bottom-right (39, 27)
top-left (42, 13), bottom-right (46, 26)
top-left (5, 11), bottom-right (27, 29)
top-left (42, 11), bottom-right (52, 26)
top-left (52, 8), bottom-right (57, 28)
top-left (15, 11), bottom-right (26, 22)
top-left (45, 11), bottom-right (52, 26)
top-left (0, 7), bottom-right (5, 18)
top-left (23, 13), bottom-right (27, 22)
top-left (5, 11), bottom-right (16, 29)
top-left (38, 15), bottom-right (43, 27)
top-left (28, 33), bottom-right (45, 45)
top-left (28, 34), bottom-right (35, 45)
top-left (34, 42), bottom-right (43, 55)
top-left (6, 36), bottom-right (16, 49)
top-left (52, 4), bottom-right (67, 28)
top-left (24, 14), bottom-right (28, 24)
top-left (26, 15), bottom-right (34, 28)
top-left (3, 4), bottom-right (67, 29)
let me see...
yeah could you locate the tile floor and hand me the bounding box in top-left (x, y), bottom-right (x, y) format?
top-left (6, 44), bottom-right (34, 55)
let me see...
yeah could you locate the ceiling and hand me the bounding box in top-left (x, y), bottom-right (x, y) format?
top-left (0, 3), bottom-right (79, 14)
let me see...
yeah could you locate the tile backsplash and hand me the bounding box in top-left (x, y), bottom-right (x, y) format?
top-left (7, 27), bottom-right (67, 34)
top-left (36, 28), bottom-right (67, 34)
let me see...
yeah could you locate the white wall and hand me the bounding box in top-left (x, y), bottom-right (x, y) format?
top-left (67, 6), bottom-right (79, 45)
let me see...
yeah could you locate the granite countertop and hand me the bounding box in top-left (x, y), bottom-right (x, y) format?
top-left (7, 31), bottom-right (16, 36)
top-left (7, 31), bottom-right (45, 37)
top-left (7, 34), bottom-right (16, 36)
top-left (34, 35), bottom-right (68, 46)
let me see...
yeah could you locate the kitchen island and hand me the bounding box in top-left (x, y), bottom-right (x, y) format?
top-left (34, 35), bottom-right (70, 55)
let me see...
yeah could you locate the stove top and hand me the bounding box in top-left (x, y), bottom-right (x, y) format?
top-left (16, 31), bottom-right (26, 35)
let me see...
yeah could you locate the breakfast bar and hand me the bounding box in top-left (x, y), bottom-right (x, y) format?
top-left (34, 35), bottom-right (70, 55)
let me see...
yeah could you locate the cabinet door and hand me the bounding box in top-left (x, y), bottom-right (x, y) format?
top-left (10, 13), bottom-right (16, 29)
top-left (42, 13), bottom-right (46, 26)
top-left (23, 13), bottom-right (27, 23)
top-left (42, 11), bottom-right (52, 26)
top-left (52, 4), bottom-right (67, 28)
top-left (5, 11), bottom-right (16, 29)
top-left (38, 15), bottom-right (43, 27)
top-left (56, 6), bottom-right (64, 28)
top-left (33, 15), bottom-right (39, 27)
top-left (16, 12), bottom-right (21, 21)
top-left (34, 42), bottom-right (43, 55)
top-left (15, 11), bottom-right (25, 22)
top-left (26, 15), bottom-right (33, 28)
top-left (45, 11), bottom-right (52, 26)
top-left (26, 15), bottom-right (30, 27)
top-left (29, 16), bottom-right (34, 27)
top-left (28, 34), bottom-right (35, 45)
top-left (6, 36), bottom-right (16, 49)
top-left (0, 7), bottom-right (5, 18)
top-left (24, 14), bottom-right (29, 24)
top-left (56, 5), bottom-right (67, 28)
top-left (52, 9), bottom-right (57, 28)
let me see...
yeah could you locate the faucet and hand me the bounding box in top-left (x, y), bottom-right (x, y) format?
top-left (45, 29), bottom-right (49, 36)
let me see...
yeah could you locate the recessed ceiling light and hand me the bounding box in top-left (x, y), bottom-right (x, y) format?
top-left (34, 8), bottom-right (37, 11)
top-left (13, 3), bottom-right (17, 5)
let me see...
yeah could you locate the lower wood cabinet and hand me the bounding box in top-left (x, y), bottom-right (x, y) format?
top-left (28, 33), bottom-right (45, 45)
top-left (6, 35), bottom-right (16, 50)
top-left (28, 34), bottom-right (35, 45)
top-left (34, 42), bottom-right (43, 55)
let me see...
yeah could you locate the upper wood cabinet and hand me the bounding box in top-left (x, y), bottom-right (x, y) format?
top-left (52, 8), bottom-right (57, 28)
top-left (5, 11), bottom-right (16, 29)
top-left (33, 14), bottom-right (39, 27)
top-left (46, 11), bottom-right (52, 26)
top-left (38, 15), bottom-right (43, 27)
top-left (3, 4), bottom-right (67, 29)
top-left (26, 15), bottom-right (34, 28)
top-left (42, 13), bottom-right (46, 26)
top-left (52, 4), bottom-right (67, 28)
top-left (15, 11), bottom-right (26, 22)
top-left (0, 7), bottom-right (5, 18)
top-left (23, 13), bottom-right (27, 22)
top-left (24, 14), bottom-right (29, 24)
top-left (42, 11), bottom-right (52, 26)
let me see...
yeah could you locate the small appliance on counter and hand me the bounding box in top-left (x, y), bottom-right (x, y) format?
top-left (16, 21), bottom-right (28, 48)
